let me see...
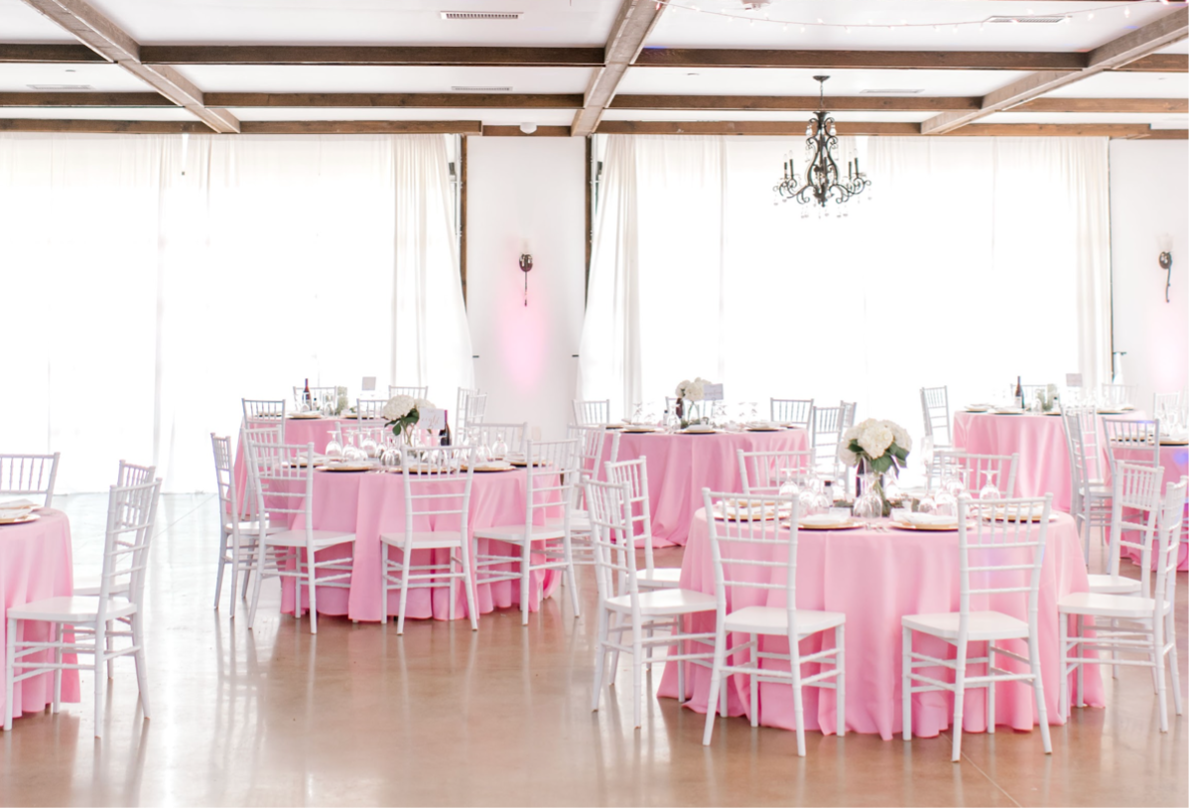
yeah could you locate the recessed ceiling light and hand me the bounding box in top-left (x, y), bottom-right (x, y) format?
top-left (861, 89), bottom-right (925, 95)
top-left (27, 83), bottom-right (93, 90)
top-left (440, 10), bottom-right (522, 21)
top-left (985, 15), bottom-right (1068, 24)
top-left (450, 85), bottom-right (513, 92)
top-left (686, 72), bottom-right (701, 77)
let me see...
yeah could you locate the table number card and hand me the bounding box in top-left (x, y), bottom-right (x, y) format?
top-left (419, 407), bottom-right (445, 433)
top-left (703, 383), bottom-right (724, 401)
top-left (361, 376), bottom-right (377, 392)
top-left (1065, 373), bottom-right (1082, 388)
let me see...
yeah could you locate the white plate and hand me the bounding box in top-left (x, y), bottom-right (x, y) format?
top-left (682, 427), bottom-right (718, 434)
top-left (0, 513), bottom-right (39, 525)
top-left (798, 515), bottom-right (861, 530)
top-left (903, 513), bottom-right (959, 529)
top-left (290, 413), bottom-right (324, 420)
top-left (992, 409), bottom-right (1026, 416)
top-left (316, 463), bottom-right (378, 472)
top-left (621, 427), bottom-right (659, 434)
top-left (890, 520), bottom-right (962, 532)
top-left (466, 462), bottom-right (514, 472)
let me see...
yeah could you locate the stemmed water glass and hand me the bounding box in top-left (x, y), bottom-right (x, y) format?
top-left (978, 470), bottom-right (1002, 502)
top-left (324, 428), bottom-right (343, 461)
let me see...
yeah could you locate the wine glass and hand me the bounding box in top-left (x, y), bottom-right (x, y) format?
top-left (932, 490), bottom-right (959, 518)
top-left (492, 432), bottom-right (509, 460)
top-left (811, 477), bottom-right (833, 515)
top-left (978, 470), bottom-right (1002, 502)
top-left (324, 428), bottom-right (343, 461)
top-left (360, 428), bottom-right (379, 459)
top-left (778, 467), bottom-right (801, 501)
top-left (798, 475), bottom-right (819, 517)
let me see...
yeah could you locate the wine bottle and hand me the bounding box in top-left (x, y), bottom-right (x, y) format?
top-left (439, 410), bottom-right (451, 447)
top-left (303, 378), bottom-right (311, 410)
top-left (1015, 376), bottom-right (1023, 409)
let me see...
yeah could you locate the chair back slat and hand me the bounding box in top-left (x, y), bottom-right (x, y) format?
top-left (1103, 417), bottom-right (1161, 482)
top-left (455, 389), bottom-right (487, 437)
top-left (244, 439), bottom-right (315, 535)
top-left (738, 449), bottom-right (813, 496)
top-left (573, 399), bottom-right (611, 427)
top-left (770, 398), bottom-right (814, 429)
top-left (468, 422), bottom-right (528, 458)
top-left (1155, 478), bottom-right (1189, 612)
top-left (210, 434), bottom-right (237, 525)
top-left (517, 439), bottom-right (580, 530)
top-left (0, 452), bottom-right (61, 508)
top-left (603, 457), bottom-right (656, 575)
top-left (1106, 462), bottom-right (1164, 587)
top-left (920, 386), bottom-right (952, 448)
top-left (584, 479), bottom-right (638, 607)
top-left (399, 445), bottom-right (476, 540)
top-left (931, 450), bottom-right (1018, 498)
top-left (956, 496), bottom-right (1052, 627)
top-left (389, 385), bottom-right (429, 400)
top-left (97, 478), bottom-right (162, 617)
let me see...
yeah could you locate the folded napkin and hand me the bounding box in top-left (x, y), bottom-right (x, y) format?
top-left (0, 498), bottom-right (39, 511)
top-left (0, 507), bottom-right (33, 521)
top-left (800, 514), bottom-right (850, 528)
top-left (905, 513), bottom-right (956, 528)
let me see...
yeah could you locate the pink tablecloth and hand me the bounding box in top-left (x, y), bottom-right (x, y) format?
top-left (1116, 443), bottom-right (1189, 570)
top-left (0, 509), bottom-right (80, 721)
top-left (953, 412), bottom-right (1072, 512)
top-left (658, 510), bottom-right (1103, 741)
top-left (275, 468), bottom-right (561, 623)
top-left (608, 429), bottom-right (809, 547)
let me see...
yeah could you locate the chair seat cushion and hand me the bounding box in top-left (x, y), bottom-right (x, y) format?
top-left (265, 529), bottom-right (355, 548)
top-left (605, 588), bottom-right (716, 616)
top-left (636, 567), bottom-right (682, 588)
top-left (380, 530), bottom-right (465, 549)
top-left (1058, 591), bottom-right (1158, 620)
top-left (474, 523), bottom-right (568, 543)
top-left (8, 595), bottom-right (136, 623)
top-left (1085, 573), bottom-right (1143, 595)
top-left (725, 605), bottom-right (845, 636)
top-left (902, 610), bottom-right (1028, 641)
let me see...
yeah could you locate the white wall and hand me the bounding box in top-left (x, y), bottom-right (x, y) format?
top-left (1108, 140), bottom-right (1189, 408)
top-left (465, 137), bottom-right (587, 441)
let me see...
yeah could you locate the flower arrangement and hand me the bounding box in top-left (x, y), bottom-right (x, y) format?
top-left (838, 418), bottom-right (912, 516)
top-left (675, 377), bottom-right (712, 429)
top-left (383, 395), bottom-right (436, 445)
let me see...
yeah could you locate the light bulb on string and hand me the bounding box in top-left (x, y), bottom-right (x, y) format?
top-left (1124, 7), bottom-right (1131, 16)
top-left (1088, 12), bottom-right (1095, 20)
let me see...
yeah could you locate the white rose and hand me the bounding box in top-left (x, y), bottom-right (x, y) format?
top-left (687, 380), bottom-right (705, 401)
top-left (886, 421), bottom-right (912, 453)
top-left (382, 394), bottom-right (415, 422)
top-left (676, 380), bottom-right (691, 398)
top-left (858, 424), bottom-right (893, 458)
top-left (838, 440), bottom-right (859, 466)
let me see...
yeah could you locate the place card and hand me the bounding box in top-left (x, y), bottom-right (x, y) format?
top-left (1066, 373), bottom-right (1082, 387)
top-left (703, 383), bottom-right (724, 401)
top-left (419, 407), bottom-right (445, 432)
top-left (361, 376), bottom-right (377, 392)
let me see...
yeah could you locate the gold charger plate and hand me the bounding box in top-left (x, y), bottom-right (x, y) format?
top-left (890, 520), bottom-right (961, 532)
top-left (315, 464), bottom-right (378, 473)
top-left (0, 514), bottom-right (40, 525)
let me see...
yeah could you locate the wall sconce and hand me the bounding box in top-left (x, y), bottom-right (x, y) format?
top-left (518, 246), bottom-right (533, 307)
top-left (1159, 233), bottom-right (1173, 304)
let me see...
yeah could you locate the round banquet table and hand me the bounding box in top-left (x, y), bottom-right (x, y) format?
top-left (0, 509), bottom-right (80, 722)
top-left (657, 508), bottom-right (1103, 741)
top-left (952, 411), bottom-right (1073, 512)
top-left (607, 428), bottom-right (810, 547)
top-left (273, 467), bottom-right (561, 623)
top-left (232, 415), bottom-right (350, 507)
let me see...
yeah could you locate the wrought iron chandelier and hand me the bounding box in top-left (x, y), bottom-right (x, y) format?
top-left (774, 76), bottom-right (871, 211)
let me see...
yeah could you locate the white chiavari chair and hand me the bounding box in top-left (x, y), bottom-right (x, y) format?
top-left (769, 398), bottom-right (814, 429)
top-left (456, 389), bottom-right (488, 438)
top-left (700, 489), bottom-right (846, 752)
top-left (354, 398), bottom-right (390, 438)
top-left (0, 453), bottom-right (60, 508)
top-left (568, 425), bottom-right (621, 568)
top-left (810, 405), bottom-right (845, 483)
top-left (243, 439), bottom-right (355, 634)
top-left (586, 478), bottom-right (716, 728)
top-left (1059, 477), bottom-right (1187, 732)
top-left (211, 434), bottom-right (279, 619)
top-left (474, 439), bottom-right (582, 625)
top-left (604, 457), bottom-right (679, 590)
top-left (468, 422), bottom-right (528, 458)
top-left (929, 450), bottom-right (1019, 498)
top-left (737, 449), bottom-right (813, 497)
top-left (1062, 406), bottom-right (1112, 563)
top-left (241, 398), bottom-right (286, 445)
top-left (839, 400), bottom-right (857, 430)
top-left (1098, 383), bottom-right (1140, 409)
top-left (5, 477), bottom-right (161, 738)
top-left (902, 495), bottom-right (1054, 762)
top-left (379, 445), bottom-right (478, 634)
top-left (389, 385), bottom-right (429, 400)
top-left (74, 459), bottom-right (158, 600)
top-left (1102, 417), bottom-right (1161, 483)
top-left (1153, 392), bottom-right (1183, 426)
top-left (573, 399), bottom-right (611, 427)
top-left (920, 386), bottom-right (952, 446)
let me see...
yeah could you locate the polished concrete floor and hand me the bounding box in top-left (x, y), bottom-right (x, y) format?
top-left (0, 493), bottom-right (1185, 807)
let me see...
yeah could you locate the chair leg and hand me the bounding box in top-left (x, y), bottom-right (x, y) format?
top-left (986, 640), bottom-right (995, 734)
top-left (563, 533), bottom-right (581, 619)
top-left (1029, 631), bottom-right (1052, 754)
top-left (306, 546), bottom-right (319, 635)
top-left (791, 636), bottom-right (806, 757)
top-left (214, 528), bottom-right (228, 610)
top-left (749, 633), bottom-right (759, 727)
top-left (105, 620), bottom-right (115, 681)
top-left (631, 627), bottom-right (644, 729)
top-left (836, 624), bottom-right (846, 738)
top-left (247, 541), bottom-right (267, 630)
top-left (902, 625), bottom-right (912, 741)
top-left (397, 547), bottom-right (411, 636)
top-left (1059, 612), bottom-right (1070, 722)
top-left (94, 623), bottom-right (105, 739)
top-left (520, 542), bottom-right (531, 627)
top-left (380, 544), bottom-right (390, 625)
top-left (52, 623), bottom-right (63, 714)
top-left (446, 548), bottom-right (457, 624)
top-left (1076, 615), bottom-right (1086, 707)
top-left (592, 608), bottom-right (608, 712)
top-left (676, 615), bottom-right (686, 703)
top-left (460, 542), bottom-right (479, 633)
top-left (1167, 613), bottom-right (1183, 717)
top-left (131, 613), bottom-right (151, 719)
top-left (951, 639), bottom-right (968, 763)
top-left (227, 534), bottom-right (239, 620)
top-left (702, 629), bottom-right (726, 746)
top-left (1155, 626), bottom-right (1169, 733)
top-left (1111, 618), bottom-right (1119, 680)
top-left (5, 618), bottom-right (16, 731)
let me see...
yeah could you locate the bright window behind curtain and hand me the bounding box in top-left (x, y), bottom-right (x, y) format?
top-left (0, 133), bottom-right (472, 492)
top-left (580, 134), bottom-right (1111, 452)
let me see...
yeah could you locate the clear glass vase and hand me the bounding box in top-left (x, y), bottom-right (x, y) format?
top-left (852, 472), bottom-right (885, 519)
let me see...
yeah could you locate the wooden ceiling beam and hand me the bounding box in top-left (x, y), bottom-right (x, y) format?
top-left (1012, 97), bottom-right (1188, 114)
top-left (1116, 54), bottom-right (1188, 72)
top-left (140, 45), bottom-right (604, 67)
top-left (15, 0), bottom-right (240, 133)
top-left (238, 120), bottom-right (482, 135)
top-left (1133, 128), bottom-right (1189, 139)
top-left (0, 43), bottom-right (104, 62)
top-left (0, 91), bottom-right (174, 106)
top-left (481, 125), bottom-right (572, 137)
top-left (204, 92), bottom-right (582, 109)
top-left (633, 49), bottom-right (1088, 71)
top-left (0, 118), bottom-right (208, 133)
top-left (572, 0), bottom-right (669, 137)
top-left (611, 94), bottom-right (980, 111)
top-left (596, 120), bottom-right (921, 136)
top-left (922, 7), bottom-right (1188, 134)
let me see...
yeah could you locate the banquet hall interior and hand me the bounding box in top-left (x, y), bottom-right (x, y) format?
top-left (0, 0), bottom-right (1188, 807)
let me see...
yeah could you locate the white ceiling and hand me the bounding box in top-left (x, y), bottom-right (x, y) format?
top-left (225, 106), bottom-right (576, 125)
top-left (982, 110), bottom-right (1190, 125)
top-left (0, 106), bottom-right (197, 120)
top-left (647, 0), bottom-right (1177, 52)
top-left (1042, 70), bottom-right (1189, 97)
top-left (0, 0), bottom-right (77, 41)
top-left (619, 66), bottom-right (1034, 97)
top-left (174, 65), bottom-right (593, 94)
top-left (601, 108), bottom-right (936, 122)
top-left (0, 63), bottom-right (154, 92)
top-left (86, 0), bottom-right (618, 46)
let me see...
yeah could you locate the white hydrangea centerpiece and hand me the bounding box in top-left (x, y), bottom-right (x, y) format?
top-left (674, 377), bottom-right (712, 428)
top-left (383, 394), bottom-right (435, 444)
top-left (838, 418), bottom-right (911, 516)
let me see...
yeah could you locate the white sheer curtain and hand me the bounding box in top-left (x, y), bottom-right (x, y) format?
top-left (0, 133), bottom-right (472, 492)
top-left (580, 134), bottom-right (1112, 443)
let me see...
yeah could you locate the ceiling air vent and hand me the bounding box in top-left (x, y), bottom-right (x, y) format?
top-left (985, 15), bottom-right (1068, 24)
top-left (450, 85), bottom-right (513, 92)
top-left (27, 83), bottom-right (94, 90)
top-left (861, 89), bottom-right (924, 95)
top-left (441, 11), bottom-right (523, 21)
